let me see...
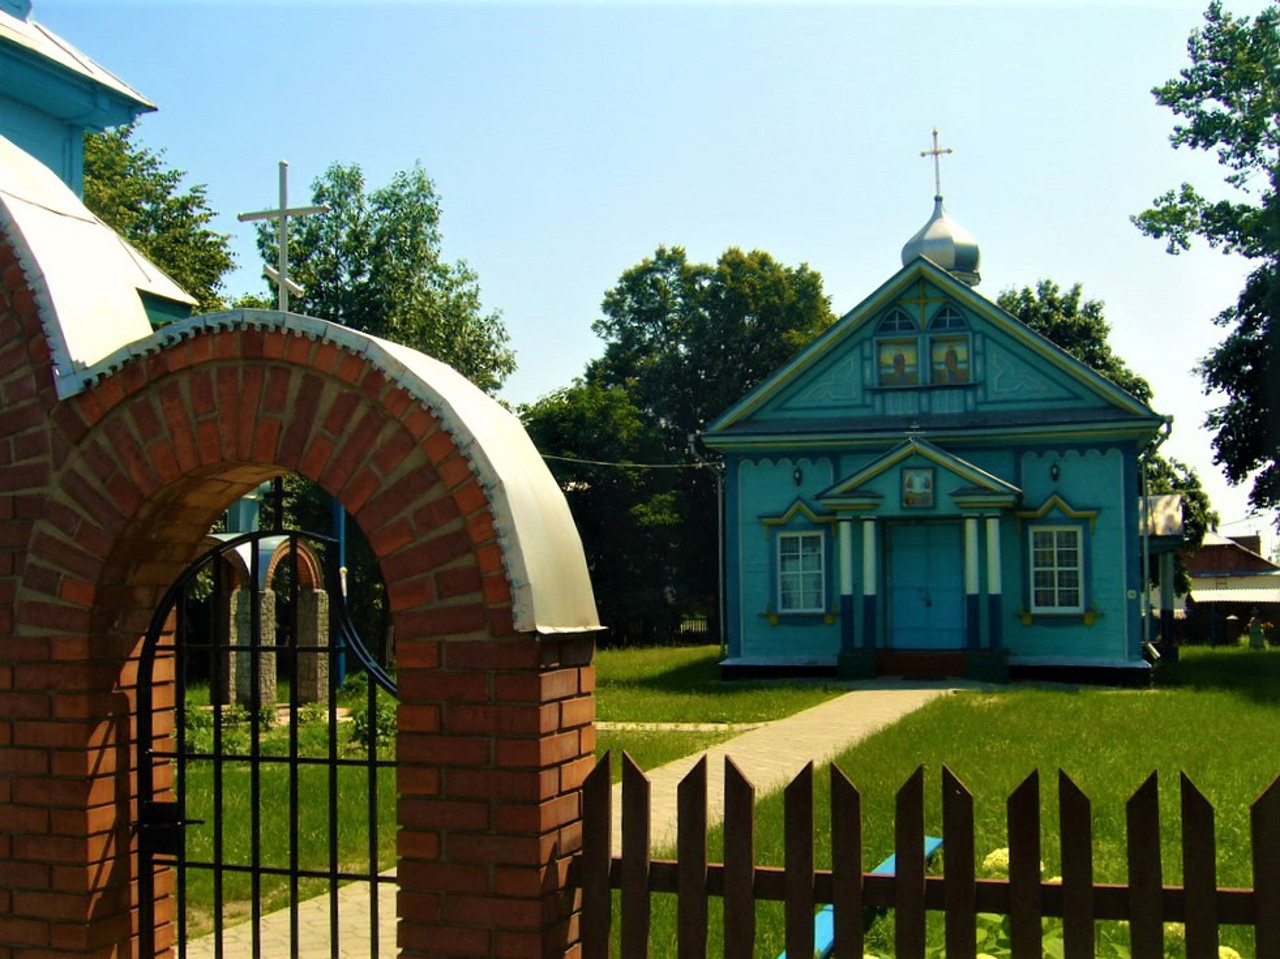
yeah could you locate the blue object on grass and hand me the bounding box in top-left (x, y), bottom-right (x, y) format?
top-left (777, 836), bottom-right (943, 959)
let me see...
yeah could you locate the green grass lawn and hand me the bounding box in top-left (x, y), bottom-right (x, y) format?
top-left (175, 686), bottom-right (397, 940)
top-left (593, 644), bottom-right (846, 723)
top-left (591, 644), bottom-right (850, 781)
top-left (635, 646), bottom-right (1280, 958)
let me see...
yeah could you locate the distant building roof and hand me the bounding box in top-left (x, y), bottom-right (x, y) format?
top-left (0, 6), bottom-right (153, 125)
top-left (1188, 585), bottom-right (1280, 606)
top-left (1229, 534), bottom-right (1262, 555)
top-left (1185, 531), bottom-right (1280, 576)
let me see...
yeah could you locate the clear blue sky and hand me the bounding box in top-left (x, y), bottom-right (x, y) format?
top-left (37, 0), bottom-right (1277, 548)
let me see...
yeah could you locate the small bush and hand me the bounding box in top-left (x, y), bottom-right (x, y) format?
top-left (340, 670), bottom-right (369, 699)
top-left (350, 698), bottom-right (396, 750)
top-left (220, 704), bottom-right (250, 728)
top-left (182, 705), bottom-right (214, 754)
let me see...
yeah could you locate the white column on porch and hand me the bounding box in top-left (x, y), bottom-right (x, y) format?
top-left (985, 514), bottom-right (1003, 649)
top-left (839, 518), bottom-right (856, 655)
top-left (985, 515), bottom-right (1002, 595)
top-left (965, 516), bottom-right (981, 649)
top-left (859, 517), bottom-right (878, 650)
top-left (964, 517), bottom-right (980, 594)
top-left (861, 517), bottom-right (877, 597)
top-left (839, 519), bottom-right (854, 598)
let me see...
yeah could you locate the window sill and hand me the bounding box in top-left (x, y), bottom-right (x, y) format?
top-left (866, 382), bottom-right (978, 392)
top-left (1019, 609), bottom-right (1101, 626)
top-left (762, 610), bottom-right (836, 626)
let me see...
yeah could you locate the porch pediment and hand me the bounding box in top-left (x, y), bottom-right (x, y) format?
top-left (816, 437), bottom-right (1021, 509)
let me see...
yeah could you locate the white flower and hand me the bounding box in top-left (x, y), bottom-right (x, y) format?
top-left (982, 847), bottom-right (1010, 874)
top-left (1219, 947), bottom-right (1243, 959)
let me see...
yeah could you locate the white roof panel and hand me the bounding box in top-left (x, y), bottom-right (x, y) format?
top-left (0, 132), bottom-right (195, 396)
top-left (1189, 586), bottom-right (1280, 605)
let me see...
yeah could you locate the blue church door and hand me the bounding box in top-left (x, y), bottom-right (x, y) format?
top-left (887, 522), bottom-right (965, 649)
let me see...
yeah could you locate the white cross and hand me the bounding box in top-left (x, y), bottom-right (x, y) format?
top-left (238, 161), bottom-right (329, 312)
top-left (920, 128), bottom-right (954, 200)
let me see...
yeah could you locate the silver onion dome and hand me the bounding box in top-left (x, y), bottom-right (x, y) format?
top-left (901, 196), bottom-right (981, 286)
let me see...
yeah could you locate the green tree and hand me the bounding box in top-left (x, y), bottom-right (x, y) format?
top-left (257, 162), bottom-right (515, 393)
top-left (1134, 1), bottom-right (1280, 517)
top-left (520, 383), bottom-right (682, 629)
top-left (527, 246), bottom-right (835, 634)
top-left (590, 246), bottom-right (835, 452)
top-left (83, 125), bottom-right (234, 313)
top-left (996, 280), bottom-right (1154, 404)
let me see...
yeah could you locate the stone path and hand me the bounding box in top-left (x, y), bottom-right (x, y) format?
top-left (183, 878), bottom-right (397, 959)
top-left (608, 678), bottom-right (964, 855)
top-left (183, 679), bottom-right (964, 956)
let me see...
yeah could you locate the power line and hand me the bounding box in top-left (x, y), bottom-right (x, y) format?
top-left (540, 453), bottom-right (717, 471)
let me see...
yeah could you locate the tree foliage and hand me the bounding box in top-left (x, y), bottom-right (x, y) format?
top-left (1134, 1), bottom-right (1280, 517)
top-left (83, 124), bottom-right (234, 313)
top-left (997, 280), bottom-right (1154, 404)
top-left (256, 162), bottom-right (515, 393)
top-left (589, 246), bottom-right (834, 452)
top-left (524, 246), bottom-right (835, 632)
top-left (519, 383), bottom-right (681, 627)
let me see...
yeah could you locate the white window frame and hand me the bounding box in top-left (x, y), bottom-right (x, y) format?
top-left (777, 530), bottom-right (826, 614)
top-left (1029, 525), bottom-right (1085, 613)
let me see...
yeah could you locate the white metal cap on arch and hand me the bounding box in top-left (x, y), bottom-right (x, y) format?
top-left (82, 309), bottom-right (604, 636)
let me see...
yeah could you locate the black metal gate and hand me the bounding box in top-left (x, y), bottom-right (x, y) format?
top-left (136, 525), bottom-right (397, 958)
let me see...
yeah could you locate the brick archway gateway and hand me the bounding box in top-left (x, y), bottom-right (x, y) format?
top-left (0, 229), bottom-right (601, 956)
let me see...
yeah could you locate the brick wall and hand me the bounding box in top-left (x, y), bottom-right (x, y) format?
top-left (0, 236), bottom-right (594, 958)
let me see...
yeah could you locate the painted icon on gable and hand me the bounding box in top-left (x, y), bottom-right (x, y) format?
top-left (930, 335), bottom-right (970, 385)
top-left (902, 467), bottom-right (934, 508)
top-left (878, 340), bottom-right (919, 387)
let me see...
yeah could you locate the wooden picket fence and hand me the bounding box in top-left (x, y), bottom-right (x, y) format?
top-left (570, 753), bottom-right (1280, 959)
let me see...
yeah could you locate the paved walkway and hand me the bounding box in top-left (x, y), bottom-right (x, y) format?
top-left (608, 679), bottom-right (964, 855)
top-left (183, 679), bottom-right (963, 956)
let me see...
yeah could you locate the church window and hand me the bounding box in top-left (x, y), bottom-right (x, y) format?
top-left (777, 531), bottom-right (825, 613)
top-left (1029, 526), bottom-right (1084, 613)
top-left (877, 308), bottom-right (916, 333)
top-left (929, 304), bottom-right (968, 330)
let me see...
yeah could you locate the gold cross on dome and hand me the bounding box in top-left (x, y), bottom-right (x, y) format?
top-left (920, 128), bottom-right (953, 199)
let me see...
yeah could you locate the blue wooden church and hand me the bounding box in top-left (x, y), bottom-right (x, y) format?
top-left (702, 183), bottom-right (1169, 684)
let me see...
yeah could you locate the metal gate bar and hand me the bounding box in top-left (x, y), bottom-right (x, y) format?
top-left (137, 527), bottom-right (397, 958)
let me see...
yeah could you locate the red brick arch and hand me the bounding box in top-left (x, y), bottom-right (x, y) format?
top-left (264, 537), bottom-right (325, 591)
top-left (0, 237), bottom-right (596, 958)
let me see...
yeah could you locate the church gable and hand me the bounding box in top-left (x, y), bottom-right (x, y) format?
top-left (707, 258), bottom-right (1153, 437)
top-left (817, 437), bottom-right (1021, 512)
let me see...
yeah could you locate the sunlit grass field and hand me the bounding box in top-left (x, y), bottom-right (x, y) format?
top-left (636, 646), bottom-right (1280, 958)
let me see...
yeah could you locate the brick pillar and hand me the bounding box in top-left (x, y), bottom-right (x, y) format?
top-left (396, 633), bottom-right (596, 959)
top-left (296, 589), bottom-right (329, 706)
top-left (232, 590), bottom-right (277, 710)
